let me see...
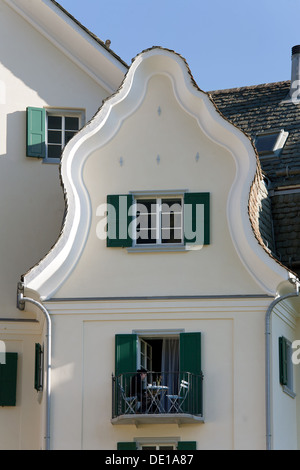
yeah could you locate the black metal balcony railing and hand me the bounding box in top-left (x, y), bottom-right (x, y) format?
top-left (112, 371), bottom-right (203, 419)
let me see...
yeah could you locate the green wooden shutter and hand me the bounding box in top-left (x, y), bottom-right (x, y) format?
top-left (34, 343), bottom-right (43, 391)
top-left (115, 334), bottom-right (138, 377)
top-left (180, 332), bottom-right (202, 375)
top-left (115, 334), bottom-right (138, 414)
top-left (177, 441), bottom-right (197, 450)
top-left (0, 352), bottom-right (18, 406)
top-left (26, 107), bottom-right (46, 158)
top-left (117, 442), bottom-right (138, 450)
top-left (184, 193), bottom-right (210, 246)
top-left (107, 195), bottom-right (133, 247)
top-left (279, 336), bottom-right (288, 386)
top-left (180, 333), bottom-right (202, 415)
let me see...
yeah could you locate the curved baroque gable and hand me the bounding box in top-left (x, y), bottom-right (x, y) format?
top-left (23, 47), bottom-right (292, 299)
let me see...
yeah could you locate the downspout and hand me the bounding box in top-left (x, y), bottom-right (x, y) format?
top-left (17, 283), bottom-right (51, 451)
top-left (265, 280), bottom-right (299, 450)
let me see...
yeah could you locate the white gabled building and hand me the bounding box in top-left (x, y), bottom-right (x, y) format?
top-left (1, 0), bottom-right (300, 451)
top-left (18, 45), bottom-right (300, 450)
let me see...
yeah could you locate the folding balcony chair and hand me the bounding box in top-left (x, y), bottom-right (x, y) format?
top-left (119, 385), bottom-right (138, 414)
top-left (166, 379), bottom-right (189, 413)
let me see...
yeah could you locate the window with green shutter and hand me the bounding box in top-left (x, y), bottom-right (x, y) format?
top-left (118, 440), bottom-right (196, 450)
top-left (279, 336), bottom-right (288, 386)
top-left (279, 336), bottom-right (294, 394)
top-left (106, 192), bottom-right (210, 249)
top-left (26, 107), bottom-right (84, 161)
top-left (114, 332), bottom-right (203, 417)
top-left (0, 352), bottom-right (18, 406)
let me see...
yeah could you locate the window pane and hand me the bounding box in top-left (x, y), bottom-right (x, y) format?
top-left (136, 200), bottom-right (157, 217)
top-left (48, 115), bottom-right (62, 130)
top-left (161, 228), bottom-right (182, 244)
top-left (65, 116), bottom-right (79, 131)
top-left (65, 131), bottom-right (77, 144)
top-left (136, 200), bottom-right (157, 244)
top-left (136, 228), bottom-right (157, 244)
top-left (161, 212), bottom-right (182, 229)
top-left (256, 134), bottom-right (278, 153)
top-left (161, 200), bottom-right (182, 227)
top-left (161, 199), bottom-right (182, 243)
top-left (162, 198), bottom-right (182, 208)
top-left (48, 130), bottom-right (62, 144)
top-left (48, 144), bottom-right (62, 159)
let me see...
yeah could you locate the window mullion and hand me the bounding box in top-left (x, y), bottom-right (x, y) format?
top-left (62, 116), bottom-right (66, 148)
top-left (157, 198), bottom-right (162, 244)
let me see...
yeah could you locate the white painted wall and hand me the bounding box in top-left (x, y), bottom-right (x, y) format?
top-left (46, 298), bottom-right (269, 450)
top-left (272, 305), bottom-right (298, 450)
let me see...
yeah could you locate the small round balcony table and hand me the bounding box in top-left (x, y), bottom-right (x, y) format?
top-left (146, 385), bottom-right (168, 413)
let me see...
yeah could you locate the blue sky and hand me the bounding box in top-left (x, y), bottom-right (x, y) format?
top-left (58, 0), bottom-right (300, 91)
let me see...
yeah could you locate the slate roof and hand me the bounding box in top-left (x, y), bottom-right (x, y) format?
top-left (210, 81), bottom-right (300, 276)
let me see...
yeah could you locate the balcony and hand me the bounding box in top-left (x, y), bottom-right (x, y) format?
top-left (111, 371), bottom-right (204, 425)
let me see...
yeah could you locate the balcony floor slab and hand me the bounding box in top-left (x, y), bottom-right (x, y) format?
top-left (111, 413), bottom-right (204, 426)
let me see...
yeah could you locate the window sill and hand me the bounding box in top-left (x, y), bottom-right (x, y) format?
top-left (282, 385), bottom-right (296, 399)
top-left (42, 158), bottom-right (60, 164)
top-left (127, 245), bottom-right (187, 253)
top-left (127, 244), bottom-right (204, 253)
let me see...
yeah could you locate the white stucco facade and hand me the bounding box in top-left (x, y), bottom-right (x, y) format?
top-left (21, 47), bottom-right (299, 450)
top-left (1, 1), bottom-right (299, 451)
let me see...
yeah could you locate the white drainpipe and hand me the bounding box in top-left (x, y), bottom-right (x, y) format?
top-left (17, 284), bottom-right (51, 451)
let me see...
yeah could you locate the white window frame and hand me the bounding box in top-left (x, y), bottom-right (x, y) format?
top-left (135, 329), bottom-right (183, 372)
top-left (129, 190), bottom-right (185, 251)
top-left (135, 437), bottom-right (179, 450)
top-left (44, 108), bottom-right (85, 163)
top-left (139, 338), bottom-right (153, 371)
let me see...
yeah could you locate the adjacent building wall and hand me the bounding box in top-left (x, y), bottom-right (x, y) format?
top-left (0, 1), bottom-right (117, 449)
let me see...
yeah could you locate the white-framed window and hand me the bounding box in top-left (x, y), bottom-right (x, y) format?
top-left (136, 439), bottom-right (177, 450)
top-left (105, 191), bottom-right (210, 250)
top-left (45, 109), bottom-right (84, 162)
top-left (136, 332), bottom-right (180, 378)
top-left (139, 338), bottom-right (153, 371)
top-left (134, 196), bottom-right (183, 246)
top-left (46, 111), bottom-right (82, 160)
top-left (26, 107), bottom-right (85, 162)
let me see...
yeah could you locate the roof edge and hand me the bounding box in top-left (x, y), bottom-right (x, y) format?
top-left (50, 0), bottom-right (129, 69)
